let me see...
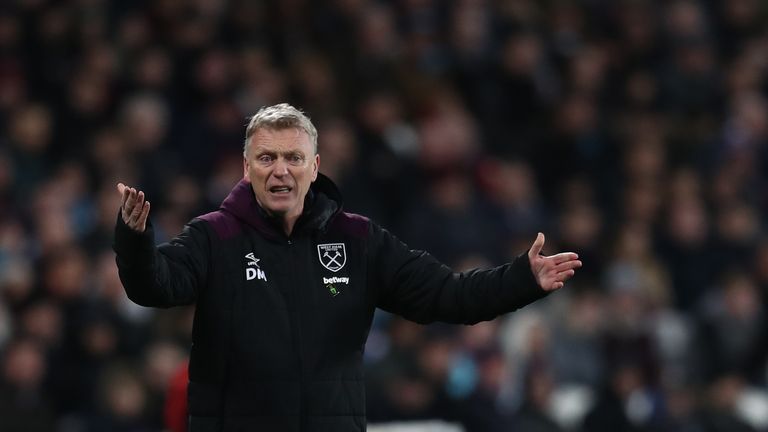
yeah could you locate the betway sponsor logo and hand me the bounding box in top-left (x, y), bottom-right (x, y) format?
top-left (323, 276), bottom-right (350, 285)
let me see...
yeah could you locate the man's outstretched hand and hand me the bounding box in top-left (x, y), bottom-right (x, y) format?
top-left (528, 232), bottom-right (581, 291)
top-left (117, 182), bottom-right (151, 233)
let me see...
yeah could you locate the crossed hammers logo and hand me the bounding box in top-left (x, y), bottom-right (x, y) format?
top-left (323, 250), bottom-right (342, 268)
top-left (318, 244), bottom-right (346, 272)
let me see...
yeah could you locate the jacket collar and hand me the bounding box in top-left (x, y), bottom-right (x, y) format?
top-left (219, 173), bottom-right (343, 239)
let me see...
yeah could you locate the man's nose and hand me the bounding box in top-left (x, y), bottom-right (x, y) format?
top-left (273, 158), bottom-right (289, 176)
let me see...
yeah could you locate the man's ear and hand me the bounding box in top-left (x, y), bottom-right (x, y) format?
top-left (311, 154), bottom-right (320, 182)
top-left (243, 157), bottom-right (249, 180)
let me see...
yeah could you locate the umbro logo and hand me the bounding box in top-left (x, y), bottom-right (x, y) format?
top-left (245, 253), bottom-right (267, 281)
top-left (245, 253), bottom-right (259, 267)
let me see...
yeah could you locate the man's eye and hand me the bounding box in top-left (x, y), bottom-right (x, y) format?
top-left (289, 155), bottom-right (303, 163)
top-left (258, 155), bottom-right (273, 163)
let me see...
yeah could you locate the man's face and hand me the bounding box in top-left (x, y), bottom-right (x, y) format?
top-left (244, 128), bottom-right (319, 220)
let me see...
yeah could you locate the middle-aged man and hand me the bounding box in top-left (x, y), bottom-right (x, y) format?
top-left (114, 103), bottom-right (582, 432)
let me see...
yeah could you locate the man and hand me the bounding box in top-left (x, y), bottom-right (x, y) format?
top-left (114, 103), bottom-right (581, 431)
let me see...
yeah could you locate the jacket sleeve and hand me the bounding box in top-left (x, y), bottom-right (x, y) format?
top-left (113, 213), bottom-right (209, 308)
top-left (369, 222), bottom-right (549, 325)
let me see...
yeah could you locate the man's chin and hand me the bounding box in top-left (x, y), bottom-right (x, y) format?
top-left (262, 203), bottom-right (295, 217)
top-left (263, 206), bottom-right (287, 216)
top-left (257, 194), bottom-right (303, 219)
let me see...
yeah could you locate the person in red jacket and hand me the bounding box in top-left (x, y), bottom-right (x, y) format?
top-left (164, 359), bottom-right (188, 432)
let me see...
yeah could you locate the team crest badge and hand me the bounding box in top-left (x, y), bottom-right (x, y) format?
top-left (317, 243), bottom-right (346, 272)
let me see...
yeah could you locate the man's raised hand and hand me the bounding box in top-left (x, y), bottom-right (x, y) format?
top-left (527, 232), bottom-right (581, 291)
top-left (117, 182), bottom-right (151, 233)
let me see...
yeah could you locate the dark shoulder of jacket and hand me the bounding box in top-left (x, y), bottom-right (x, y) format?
top-left (325, 211), bottom-right (371, 239)
top-left (196, 210), bottom-right (242, 241)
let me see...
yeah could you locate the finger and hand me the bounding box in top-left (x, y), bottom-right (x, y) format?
top-left (543, 279), bottom-right (565, 291)
top-left (554, 269), bottom-right (577, 283)
top-left (528, 232), bottom-right (545, 259)
top-left (553, 260), bottom-right (582, 273)
top-left (137, 201), bottom-right (150, 232)
top-left (119, 183), bottom-right (130, 208)
top-left (125, 187), bottom-right (137, 212)
top-left (121, 190), bottom-right (133, 221)
top-left (128, 191), bottom-right (145, 223)
top-left (550, 252), bottom-right (579, 265)
top-left (133, 191), bottom-right (146, 217)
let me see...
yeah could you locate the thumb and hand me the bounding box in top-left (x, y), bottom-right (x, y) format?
top-left (117, 182), bottom-right (126, 195)
top-left (528, 232), bottom-right (545, 259)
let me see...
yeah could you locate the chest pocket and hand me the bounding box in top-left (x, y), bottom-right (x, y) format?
top-left (302, 241), bottom-right (369, 370)
top-left (229, 249), bottom-right (298, 379)
top-left (313, 241), bottom-right (361, 313)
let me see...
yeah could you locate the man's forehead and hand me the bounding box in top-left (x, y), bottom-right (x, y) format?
top-left (251, 127), bottom-right (311, 150)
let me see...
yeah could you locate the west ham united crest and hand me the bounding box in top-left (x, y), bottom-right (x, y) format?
top-left (317, 243), bottom-right (346, 272)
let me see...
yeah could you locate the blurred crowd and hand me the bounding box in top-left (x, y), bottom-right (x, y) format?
top-left (1, 0), bottom-right (768, 431)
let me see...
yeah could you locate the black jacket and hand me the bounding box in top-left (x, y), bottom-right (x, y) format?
top-left (114, 174), bottom-right (547, 432)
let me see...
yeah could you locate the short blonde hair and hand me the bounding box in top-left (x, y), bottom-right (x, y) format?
top-left (244, 103), bottom-right (318, 156)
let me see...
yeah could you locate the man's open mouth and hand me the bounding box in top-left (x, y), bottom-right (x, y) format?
top-left (269, 186), bottom-right (292, 194)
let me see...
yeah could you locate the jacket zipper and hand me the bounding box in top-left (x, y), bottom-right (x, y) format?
top-left (286, 236), bottom-right (307, 430)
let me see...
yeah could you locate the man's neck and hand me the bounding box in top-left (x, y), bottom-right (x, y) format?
top-left (254, 197), bottom-right (306, 237)
top-left (261, 206), bottom-right (302, 237)
top-left (281, 214), bottom-right (299, 236)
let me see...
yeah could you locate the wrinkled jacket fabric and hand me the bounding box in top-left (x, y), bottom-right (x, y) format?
top-left (114, 174), bottom-right (547, 432)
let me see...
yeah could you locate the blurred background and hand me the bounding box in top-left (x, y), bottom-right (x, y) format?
top-left (1, 0), bottom-right (768, 431)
